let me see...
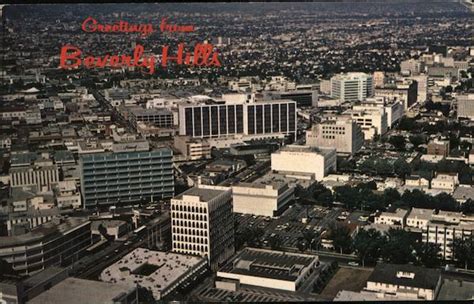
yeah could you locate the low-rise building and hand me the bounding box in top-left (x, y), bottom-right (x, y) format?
top-left (431, 173), bottom-right (459, 192)
top-left (100, 248), bottom-right (208, 301)
top-left (406, 208), bottom-right (435, 230)
top-left (232, 182), bottom-right (294, 217)
top-left (216, 248), bottom-right (319, 292)
top-left (427, 139), bottom-right (450, 157)
top-left (29, 277), bottom-right (137, 304)
top-left (365, 263), bottom-right (442, 300)
top-left (405, 175), bottom-right (430, 189)
top-left (271, 145), bottom-right (337, 181)
top-left (374, 208), bottom-right (409, 228)
top-left (173, 136), bottom-right (211, 160)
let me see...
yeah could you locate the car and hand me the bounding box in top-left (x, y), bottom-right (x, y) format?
top-left (348, 261), bottom-right (360, 267)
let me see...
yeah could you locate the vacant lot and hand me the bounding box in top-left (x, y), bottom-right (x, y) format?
top-left (320, 266), bottom-right (373, 298)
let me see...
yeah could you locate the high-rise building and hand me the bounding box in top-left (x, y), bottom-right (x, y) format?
top-left (349, 102), bottom-right (388, 140)
top-left (178, 100), bottom-right (297, 141)
top-left (457, 94), bottom-right (474, 120)
top-left (80, 140), bottom-right (174, 208)
top-left (306, 119), bottom-right (364, 155)
top-left (330, 72), bottom-right (374, 102)
top-left (171, 185), bottom-right (234, 270)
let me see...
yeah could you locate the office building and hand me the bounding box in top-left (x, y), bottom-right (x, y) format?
top-left (264, 89), bottom-right (318, 107)
top-left (457, 94), bottom-right (474, 120)
top-left (100, 248), bottom-right (207, 301)
top-left (330, 72), bottom-right (374, 102)
top-left (232, 182), bottom-right (294, 217)
top-left (373, 71), bottom-right (386, 88)
top-left (271, 145), bottom-right (337, 181)
top-left (400, 59), bottom-right (425, 76)
top-left (216, 248), bottom-right (319, 292)
top-left (129, 107), bottom-right (174, 129)
top-left (9, 164), bottom-right (59, 191)
top-left (374, 80), bottom-right (418, 110)
top-left (305, 119), bottom-right (364, 155)
top-left (0, 218), bottom-right (92, 275)
top-left (173, 136), bottom-right (211, 160)
top-left (422, 211), bottom-right (474, 260)
top-left (80, 140), bottom-right (174, 208)
top-left (349, 104), bottom-right (388, 140)
top-left (171, 186), bottom-right (234, 270)
top-left (178, 100), bottom-right (297, 141)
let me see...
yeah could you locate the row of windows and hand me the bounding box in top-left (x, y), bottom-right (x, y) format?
top-left (173, 242), bottom-right (207, 252)
top-left (172, 224), bottom-right (208, 233)
top-left (173, 234), bottom-right (208, 244)
top-left (171, 204), bottom-right (207, 213)
top-left (172, 219), bottom-right (208, 228)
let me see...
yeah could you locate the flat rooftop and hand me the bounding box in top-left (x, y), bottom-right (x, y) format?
top-left (437, 278), bottom-right (474, 301)
top-left (29, 277), bottom-right (134, 304)
top-left (407, 208), bottom-right (434, 220)
top-left (100, 248), bottom-right (206, 300)
top-left (277, 145), bottom-right (335, 155)
top-left (173, 186), bottom-right (228, 202)
top-left (218, 248), bottom-right (317, 282)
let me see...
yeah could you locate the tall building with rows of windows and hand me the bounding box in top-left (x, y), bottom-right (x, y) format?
top-left (171, 186), bottom-right (234, 270)
top-left (178, 99), bottom-right (297, 141)
top-left (80, 140), bottom-right (174, 208)
top-left (330, 72), bottom-right (374, 102)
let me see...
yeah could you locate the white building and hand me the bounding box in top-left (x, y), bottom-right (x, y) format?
top-left (457, 94), bottom-right (474, 120)
top-left (305, 119), bottom-right (364, 155)
top-left (374, 208), bottom-right (409, 228)
top-left (330, 72), bottom-right (374, 102)
top-left (171, 185), bottom-right (234, 269)
top-left (173, 136), bottom-right (211, 160)
top-left (100, 248), bottom-right (207, 301)
top-left (405, 175), bottom-right (430, 189)
top-left (365, 263), bottom-right (442, 300)
top-left (232, 182), bottom-right (294, 217)
top-left (349, 102), bottom-right (388, 140)
top-left (216, 248), bottom-right (319, 292)
top-left (54, 180), bottom-right (82, 209)
top-left (9, 164), bottom-right (59, 192)
top-left (271, 145), bottom-right (337, 181)
top-left (431, 173), bottom-right (459, 192)
top-left (406, 208), bottom-right (435, 230)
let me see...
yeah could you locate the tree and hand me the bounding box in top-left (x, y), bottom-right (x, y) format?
top-left (383, 188), bottom-right (401, 205)
top-left (461, 199), bottom-right (474, 215)
top-left (389, 135), bottom-right (406, 151)
top-left (381, 228), bottom-right (417, 264)
top-left (414, 243), bottom-right (442, 268)
top-left (453, 237), bottom-right (474, 270)
top-left (330, 223), bottom-right (353, 254)
top-left (393, 158), bottom-right (411, 178)
top-left (269, 235), bottom-right (283, 250)
top-left (409, 134), bottom-right (425, 148)
top-left (353, 229), bottom-right (386, 267)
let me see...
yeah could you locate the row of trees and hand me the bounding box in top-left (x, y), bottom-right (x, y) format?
top-left (330, 226), bottom-right (474, 270)
top-left (312, 182), bottom-right (469, 213)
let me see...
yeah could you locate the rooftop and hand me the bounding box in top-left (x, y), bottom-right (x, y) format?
top-left (437, 278), bottom-right (474, 301)
top-left (277, 145), bottom-right (335, 155)
top-left (100, 248), bottom-right (206, 300)
top-left (218, 248), bottom-right (317, 282)
top-left (367, 263), bottom-right (441, 290)
top-left (28, 277), bottom-right (134, 304)
top-left (173, 186), bottom-right (228, 202)
top-left (407, 208), bottom-right (434, 220)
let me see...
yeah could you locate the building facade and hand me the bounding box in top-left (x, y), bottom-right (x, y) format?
top-left (232, 182), bottom-right (294, 217)
top-left (171, 186), bottom-right (234, 270)
top-left (330, 72), bottom-right (374, 102)
top-left (305, 119), bottom-right (364, 155)
top-left (80, 145), bottom-right (174, 208)
top-left (178, 100), bottom-right (297, 141)
top-left (271, 145), bottom-right (337, 181)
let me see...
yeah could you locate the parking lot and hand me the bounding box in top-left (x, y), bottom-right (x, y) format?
top-left (235, 202), bottom-right (343, 250)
